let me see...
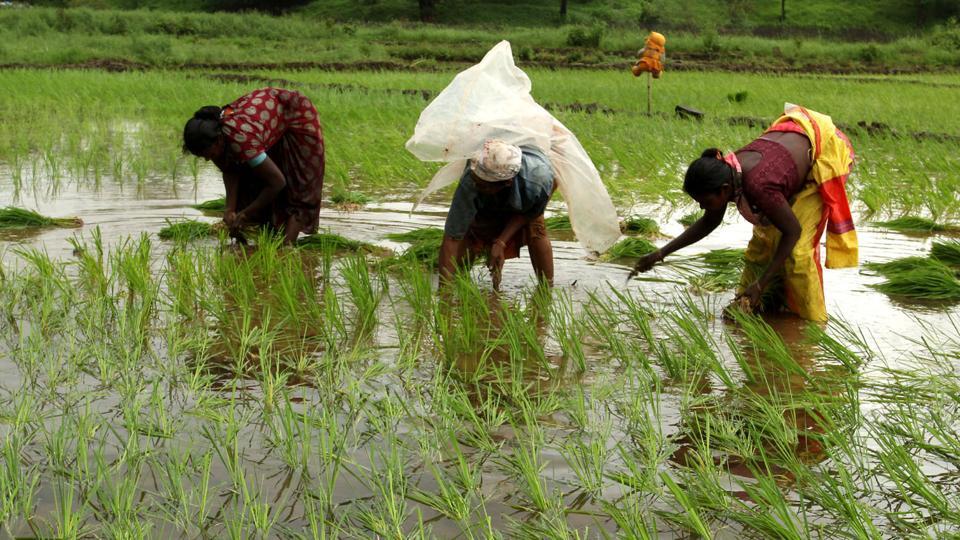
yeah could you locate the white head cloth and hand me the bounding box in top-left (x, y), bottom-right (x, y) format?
top-left (470, 139), bottom-right (521, 182)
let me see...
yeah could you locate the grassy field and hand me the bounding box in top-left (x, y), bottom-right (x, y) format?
top-left (1, 66), bottom-right (958, 219)
top-left (2, 6), bottom-right (960, 71)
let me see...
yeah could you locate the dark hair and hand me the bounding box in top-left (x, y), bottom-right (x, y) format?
top-left (683, 148), bottom-right (733, 197)
top-left (182, 106), bottom-right (223, 156)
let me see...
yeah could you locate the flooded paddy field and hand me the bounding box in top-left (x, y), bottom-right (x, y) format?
top-left (1, 67), bottom-right (959, 538)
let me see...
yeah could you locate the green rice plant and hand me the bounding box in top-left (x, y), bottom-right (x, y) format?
top-left (0, 207), bottom-right (82, 229)
top-left (297, 232), bottom-right (389, 256)
top-left (601, 237), bottom-right (657, 260)
top-left (329, 184), bottom-right (371, 209)
top-left (620, 215), bottom-right (660, 236)
top-left (677, 210), bottom-right (704, 227)
top-left (190, 197), bottom-right (225, 212)
top-left (544, 214), bottom-right (572, 231)
top-left (873, 216), bottom-right (959, 233)
top-left (930, 240), bottom-right (960, 267)
top-left (385, 227), bottom-right (444, 244)
top-left (157, 219), bottom-right (216, 241)
top-left (602, 495), bottom-right (658, 540)
top-left (381, 227), bottom-right (447, 270)
top-left (340, 254), bottom-right (385, 340)
top-left (657, 471), bottom-right (714, 539)
top-left (560, 417), bottom-right (612, 497)
top-left (866, 257), bottom-right (960, 301)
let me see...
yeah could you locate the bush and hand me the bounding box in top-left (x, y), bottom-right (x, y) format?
top-left (930, 18), bottom-right (960, 50)
top-left (566, 24), bottom-right (604, 48)
top-left (858, 44), bottom-right (881, 63)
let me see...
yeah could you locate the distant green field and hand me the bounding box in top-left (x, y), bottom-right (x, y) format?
top-left (2, 6), bottom-right (959, 71)
top-left (1, 66), bottom-right (957, 219)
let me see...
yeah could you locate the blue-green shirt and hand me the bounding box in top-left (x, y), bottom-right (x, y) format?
top-left (444, 146), bottom-right (554, 239)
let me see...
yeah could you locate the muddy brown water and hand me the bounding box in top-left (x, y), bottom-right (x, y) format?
top-left (1, 168), bottom-right (958, 536)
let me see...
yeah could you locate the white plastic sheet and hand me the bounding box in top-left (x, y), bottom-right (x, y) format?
top-left (406, 40), bottom-right (620, 254)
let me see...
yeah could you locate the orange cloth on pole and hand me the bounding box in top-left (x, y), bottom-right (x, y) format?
top-left (631, 32), bottom-right (666, 78)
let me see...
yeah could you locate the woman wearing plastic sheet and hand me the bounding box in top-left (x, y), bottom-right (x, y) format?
top-left (182, 87), bottom-right (325, 244)
top-left (439, 139), bottom-right (555, 290)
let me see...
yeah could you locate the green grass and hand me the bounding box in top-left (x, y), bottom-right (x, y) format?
top-left (1, 6), bottom-right (959, 71)
top-left (0, 207), bottom-right (82, 229)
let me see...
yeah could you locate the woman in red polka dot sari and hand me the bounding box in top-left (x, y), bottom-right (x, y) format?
top-left (183, 87), bottom-right (325, 243)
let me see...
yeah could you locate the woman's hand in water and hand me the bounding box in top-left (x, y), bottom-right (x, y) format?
top-left (742, 281), bottom-right (763, 309)
top-left (633, 250), bottom-right (663, 273)
top-left (224, 210), bottom-right (247, 230)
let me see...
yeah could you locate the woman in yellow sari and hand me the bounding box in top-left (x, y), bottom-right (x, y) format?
top-left (631, 105), bottom-right (857, 322)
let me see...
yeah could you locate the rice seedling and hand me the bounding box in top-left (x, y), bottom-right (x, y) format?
top-left (297, 232), bottom-right (389, 256)
top-left (620, 215), bottom-right (660, 236)
top-left (873, 216), bottom-right (960, 233)
top-left (930, 239), bottom-right (960, 267)
top-left (157, 219), bottom-right (217, 241)
top-left (677, 210), bottom-right (703, 227)
top-left (383, 228), bottom-right (447, 269)
top-left (544, 214), bottom-right (572, 231)
top-left (385, 227), bottom-right (444, 244)
top-left (601, 237), bottom-right (657, 260)
top-left (329, 184), bottom-right (371, 210)
top-left (191, 197), bottom-right (226, 212)
top-left (865, 256), bottom-right (960, 301)
top-left (0, 207), bottom-right (82, 229)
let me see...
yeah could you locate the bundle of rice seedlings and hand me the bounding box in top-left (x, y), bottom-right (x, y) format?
top-left (864, 256), bottom-right (939, 276)
top-left (601, 237), bottom-right (657, 260)
top-left (620, 215), bottom-right (660, 236)
top-left (545, 215), bottom-right (572, 231)
top-left (679, 248), bottom-right (745, 292)
top-left (297, 233), bottom-right (389, 256)
top-left (866, 256), bottom-right (960, 301)
top-left (872, 265), bottom-right (960, 301)
top-left (702, 248), bottom-right (745, 271)
top-left (330, 185), bottom-right (370, 210)
top-left (385, 227), bottom-right (444, 244)
top-left (931, 240), bottom-right (960, 267)
top-left (873, 217), bottom-right (958, 233)
top-left (677, 210), bottom-right (703, 227)
top-left (158, 219), bottom-right (216, 241)
top-left (0, 207), bottom-right (83, 229)
top-left (191, 198), bottom-right (226, 212)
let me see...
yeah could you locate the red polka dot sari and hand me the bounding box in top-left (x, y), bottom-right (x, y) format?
top-left (218, 87), bottom-right (325, 234)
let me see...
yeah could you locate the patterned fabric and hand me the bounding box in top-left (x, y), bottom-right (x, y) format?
top-left (766, 106), bottom-right (857, 269)
top-left (738, 182), bottom-right (829, 322)
top-left (736, 137), bottom-right (807, 223)
top-left (217, 87), bottom-right (325, 234)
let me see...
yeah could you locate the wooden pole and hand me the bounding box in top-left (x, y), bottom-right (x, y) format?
top-left (646, 71), bottom-right (652, 116)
